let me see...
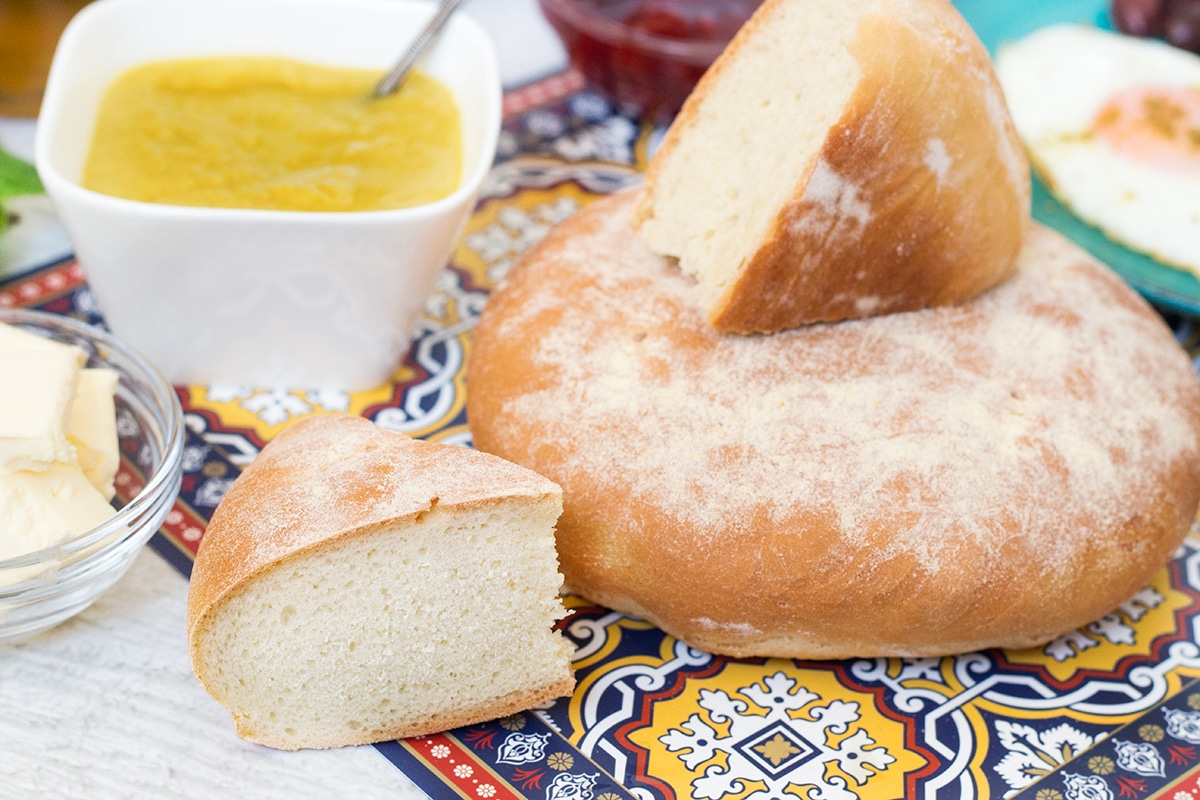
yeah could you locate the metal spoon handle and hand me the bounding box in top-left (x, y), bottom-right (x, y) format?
top-left (373, 0), bottom-right (466, 98)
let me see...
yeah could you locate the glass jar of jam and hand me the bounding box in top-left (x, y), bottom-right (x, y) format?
top-left (538, 0), bottom-right (763, 123)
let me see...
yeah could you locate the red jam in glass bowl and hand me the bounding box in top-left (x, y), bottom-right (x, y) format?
top-left (538, 0), bottom-right (763, 121)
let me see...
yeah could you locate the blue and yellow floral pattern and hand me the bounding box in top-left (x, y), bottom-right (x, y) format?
top-left (7, 79), bottom-right (1200, 800)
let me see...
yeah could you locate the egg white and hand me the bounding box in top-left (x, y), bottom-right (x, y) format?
top-left (995, 24), bottom-right (1200, 277)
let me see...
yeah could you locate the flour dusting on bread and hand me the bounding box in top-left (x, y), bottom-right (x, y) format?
top-left (468, 192), bottom-right (1200, 658)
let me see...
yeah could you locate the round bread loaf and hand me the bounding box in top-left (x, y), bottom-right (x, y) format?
top-left (634, 0), bottom-right (1030, 332)
top-left (467, 191), bottom-right (1200, 659)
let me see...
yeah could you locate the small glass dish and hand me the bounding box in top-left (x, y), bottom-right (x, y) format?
top-left (0, 308), bottom-right (184, 643)
top-left (538, 0), bottom-right (763, 122)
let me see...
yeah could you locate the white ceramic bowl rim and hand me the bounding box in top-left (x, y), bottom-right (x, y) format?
top-left (0, 308), bottom-right (185, 571)
top-left (37, 0), bottom-right (502, 222)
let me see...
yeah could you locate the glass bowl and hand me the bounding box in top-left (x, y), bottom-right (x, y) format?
top-left (0, 308), bottom-right (184, 643)
top-left (538, 0), bottom-right (763, 122)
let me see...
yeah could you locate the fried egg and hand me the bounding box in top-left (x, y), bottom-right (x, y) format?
top-left (995, 24), bottom-right (1200, 277)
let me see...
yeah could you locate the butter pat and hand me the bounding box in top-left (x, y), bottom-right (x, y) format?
top-left (69, 368), bottom-right (120, 500)
top-left (0, 320), bottom-right (75, 353)
top-left (0, 463), bottom-right (118, 561)
top-left (0, 321), bottom-right (119, 564)
top-left (0, 348), bottom-right (84, 473)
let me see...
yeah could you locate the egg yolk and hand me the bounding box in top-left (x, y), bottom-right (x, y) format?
top-left (82, 57), bottom-right (462, 212)
top-left (1093, 85), bottom-right (1200, 173)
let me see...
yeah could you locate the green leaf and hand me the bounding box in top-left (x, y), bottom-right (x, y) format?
top-left (0, 146), bottom-right (43, 236)
top-left (0, 147), bottom-right (41, 200)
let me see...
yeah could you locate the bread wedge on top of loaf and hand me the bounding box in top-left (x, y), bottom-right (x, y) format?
top-left (186, 414), bottom-right (574, 751)
top-left (635, 0), bottom-right (1031, 333)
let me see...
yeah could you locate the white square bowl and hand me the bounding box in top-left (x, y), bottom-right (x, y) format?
top-left (35, 0), bottom-right (501, 391)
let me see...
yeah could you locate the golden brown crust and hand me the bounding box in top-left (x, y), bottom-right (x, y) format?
top-left (468, 192), bottom-right (1200, 659)
top-left (635, 0), bottom-right (1030, 331)
top-left (235, 679), bottom-right (576, 751)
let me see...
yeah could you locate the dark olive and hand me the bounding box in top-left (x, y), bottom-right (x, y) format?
top-left (1111, 0), bottom-right (1167, 37)
top-left (1164, 0), bottom-right (1200, 51)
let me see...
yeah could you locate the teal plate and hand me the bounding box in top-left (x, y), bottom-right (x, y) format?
top-left (953, 0), bottom-right (1200, 316)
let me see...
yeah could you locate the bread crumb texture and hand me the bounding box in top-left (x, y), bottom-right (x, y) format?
top-left (186, 415), bottom-right (575, 750)
top-left (635, 0), bottom-right (1030, 331)
top-left (467, 191), bottom-right (1200, 659)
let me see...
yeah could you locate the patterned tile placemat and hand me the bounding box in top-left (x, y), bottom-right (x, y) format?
top-left (8, 75), bottom-right (1200, 800)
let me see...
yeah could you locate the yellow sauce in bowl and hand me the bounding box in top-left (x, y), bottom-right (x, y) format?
top-left (81, 56), bottom-right (462, 212)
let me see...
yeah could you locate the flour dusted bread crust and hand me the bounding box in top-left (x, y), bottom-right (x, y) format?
top-left (467, 192), bottom-right (1200, 659)
top-left (186, 414), bottom-right (574, 750)
top-left (635, 0), bottom-right (1030, 332)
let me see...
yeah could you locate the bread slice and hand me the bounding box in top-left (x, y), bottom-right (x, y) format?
top-left (186, 414), bottom-right (574, 751)
top-left (634, 0), bottom-right (1031, 332)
